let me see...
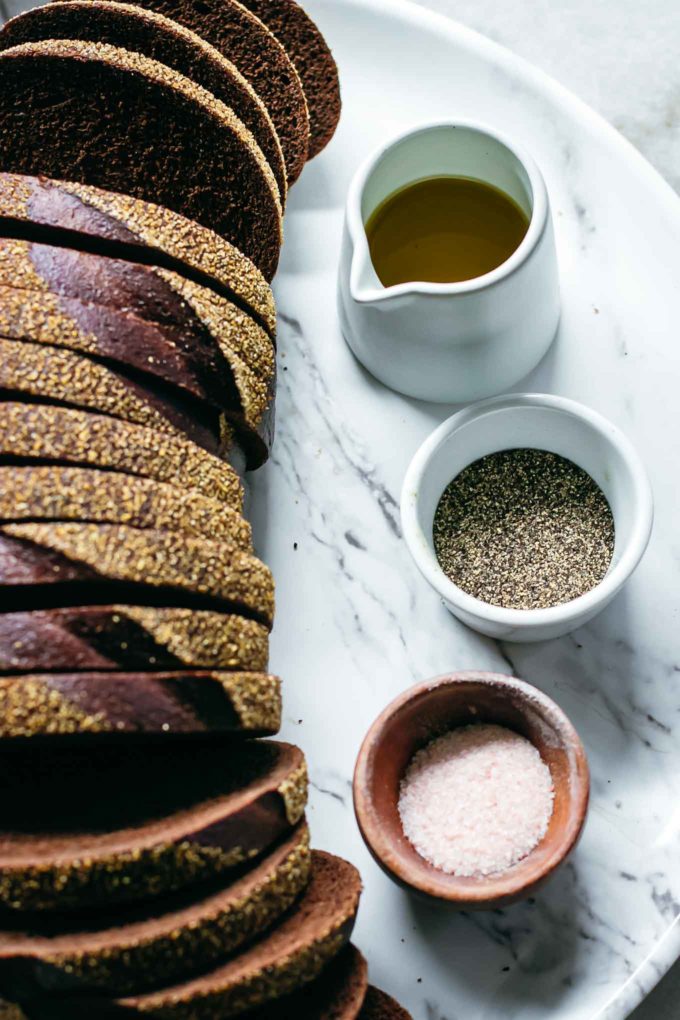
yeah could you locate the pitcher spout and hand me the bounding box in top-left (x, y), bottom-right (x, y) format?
top-left (349, 235), bottom-right (385, 303)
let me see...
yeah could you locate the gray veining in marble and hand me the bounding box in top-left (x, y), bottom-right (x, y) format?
top-left (409, 0), bottom-right (680, 198)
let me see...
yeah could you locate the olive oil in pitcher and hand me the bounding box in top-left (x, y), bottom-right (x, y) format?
top-left (365, 176), bottom-right (530, 287)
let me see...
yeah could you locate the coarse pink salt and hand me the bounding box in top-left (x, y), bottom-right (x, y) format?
top-left (398, 723), bottom-right (554, 877)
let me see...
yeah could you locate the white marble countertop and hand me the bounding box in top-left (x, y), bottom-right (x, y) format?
top-left (343, 3), bottom-right (680, 1016)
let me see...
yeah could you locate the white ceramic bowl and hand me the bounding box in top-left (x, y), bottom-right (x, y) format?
top-left (337, 121), bottom-right (560, 403)
top-left (401, 393), bottom-right (653, 641)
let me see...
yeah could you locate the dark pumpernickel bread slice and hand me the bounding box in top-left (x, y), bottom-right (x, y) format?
top-left (0, 403), bottom-right (243, 507)
top-left (244, 944), bottom-right (368, 1020)
top-left (0, 173), bottom-right (276, 336)
top-left (0, 40), bottom-right (283, 277)
top-left (0, 3), bottom-right (287, 203)
top-left (0, 336), bottom-right (224, 455)
top-left (0, 823), bottom-right (310, 998)
top-left (359, 988), bottom-right (413, 1020)
top-left (0, 670), bottom-right (281, 739)
top-left (99, 0), bottom-right (310, 185)
top-left (17, 851), bottom-right (361, 1018)
top-left (0, 739), bottom-right (307, 911)
top-left (237, 0), bottom-right (341, 159)
top-left (0, 522), bottom-right (274, 625)
top-left (0, 606), bottom-right (269, 673)
top-left (0, 467), bottom-right (252, 546)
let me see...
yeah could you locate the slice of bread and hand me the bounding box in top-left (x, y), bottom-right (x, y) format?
top-left (0, 606), bottom-right (269, 673)
top-left (99, 0), bottom-right (310, 184)
top-left (0, 522), bottom-right (274, 624)
top-left (244, 944), bottom-right (368, 1020)
top-left (0, 337), bottom-right (224, 454)
top-left (0, 40), bottom-right (283, 276)
top-left (0, 403), bottom-right (243, 506)
top-left (0, 669), bottom-right (281, 739)
top-left (0, 467), bottom-right (252, 546)
top-left (237, 0), bottom-right (341, 158)
top-left (0, 173), bottom-right (276, 336)
top-left (0, 3), bottom-right (287, 202)
top-left (18, 851), bottom-right (361, 1017)
top-left (359, 988), bottom-right (413, 1020)
top-left (0, 739), bottom-right (307, 911)
top-left (0, 823), bottom-right (310, 997)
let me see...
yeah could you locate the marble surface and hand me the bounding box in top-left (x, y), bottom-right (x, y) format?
top-left (252, 2), bottom-right (680, 1018)
top-left (0, 0), bottom-right (678, 1018)
top-left (409, 0), bottom-right (680, 199)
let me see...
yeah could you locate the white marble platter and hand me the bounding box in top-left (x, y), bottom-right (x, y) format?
top-left (0, 0), bottom-right (678, 1016)
top-left (248, 1), bottom-right (680, 1018)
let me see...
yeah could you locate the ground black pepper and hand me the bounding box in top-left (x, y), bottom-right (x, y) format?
top-left (433, 448), bottom-right (615, 610)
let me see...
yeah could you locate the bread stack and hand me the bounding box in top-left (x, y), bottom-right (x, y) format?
top-left (0, 0), bottom-right (411, 1016)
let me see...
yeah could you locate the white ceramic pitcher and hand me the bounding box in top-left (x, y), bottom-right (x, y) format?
top-left (338, 121), bottom-right (560, 403)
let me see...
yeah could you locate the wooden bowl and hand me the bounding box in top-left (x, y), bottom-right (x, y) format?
top-left (353, 671), bottom-right (589, 909)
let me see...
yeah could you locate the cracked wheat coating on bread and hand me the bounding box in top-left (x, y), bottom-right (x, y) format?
top-left (0, 240), bottom-right (276, 377)
top-left (0, 670), bottom-right (281, 739)
top-left (0, 242), bottom-right (277, 463)
top-left (0, 740), bottom-right (307, 911)
top-left (358, 988), bottom-right (414, 1020)
top-left (0, 823), bottom-right (311, 997)
top-left (0, 285), bottom-right (248, 412)
top-left (0, 403), bottom-right (243, 506)
top-left (243, 944), bottom-right (369, 1020)
top-left (0, 606), bottom-right (269, 673)
top-left (0, 466), bottom-right (252, 546)
top-left (0, 336), bottom-right (225, 454)
top-left (0, 522), bottom-right (274, 625)
top-left (0, 39), bottom-right (283, 276)
top-left (12, 852), bottom-right (361, 1018)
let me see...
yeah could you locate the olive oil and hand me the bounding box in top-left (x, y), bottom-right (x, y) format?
top-left (365, 175), bottom-right (530, 287)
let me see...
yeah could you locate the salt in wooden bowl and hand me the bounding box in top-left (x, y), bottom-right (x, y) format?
top-left (353, 670), bottom-right (589, 909)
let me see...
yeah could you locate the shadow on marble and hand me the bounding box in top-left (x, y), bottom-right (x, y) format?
top-left (405, 858), bottom-right (585, 1016)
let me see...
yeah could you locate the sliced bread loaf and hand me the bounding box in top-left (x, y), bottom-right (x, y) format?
top-left (0, 739), bottom-right (306, 911)
top-left (237, 0), bottom-right (341, 158)
top-left (0, 523), bottom-right (274, 624)
top-left (0, 670), bottom-right (281, 739)
top-left (0, 40), bottom-right (283, 276)
top-left (0, 403), bottom-right (243, 506)
top-left (0, 173), bottom-right (276, 335)
top-left (0, 467), bottom-right (252, 546)
top-left (0, 606), bottom-right (269, 673)
top-left (0, 3), bottom-right (287, 202)
top-left (0, 823), bottom-right (310, 997)
top-left (16, 851), bottom-right (361, 1017)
